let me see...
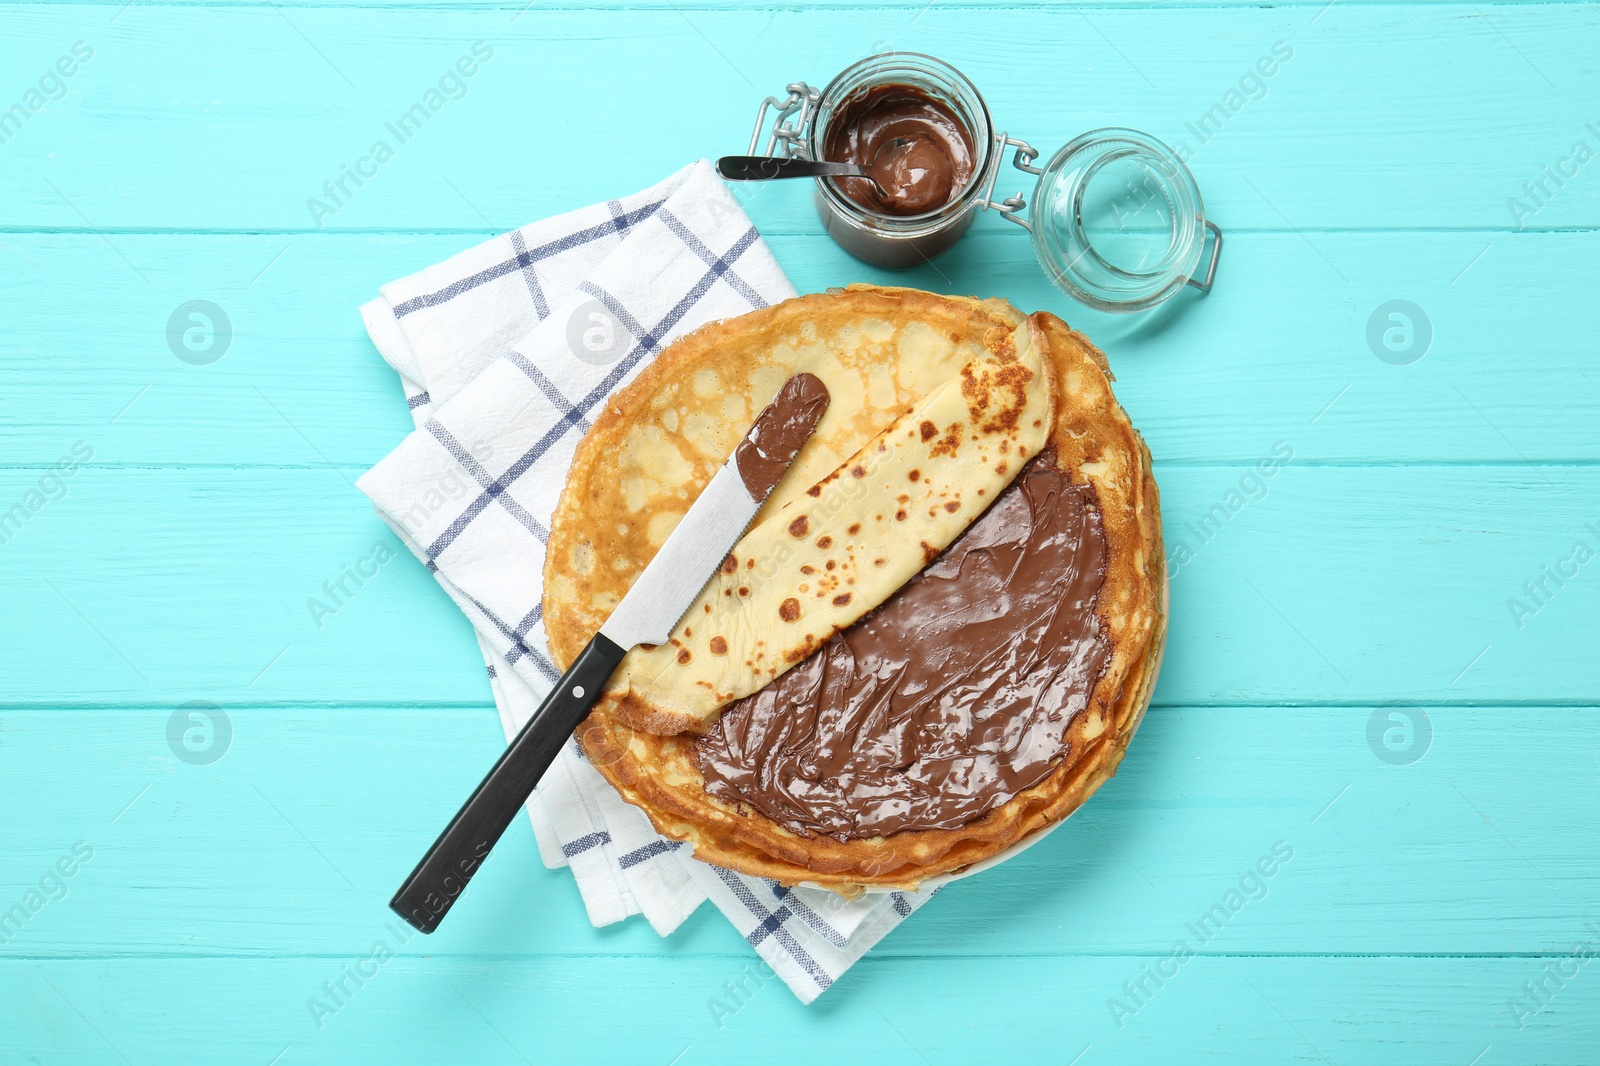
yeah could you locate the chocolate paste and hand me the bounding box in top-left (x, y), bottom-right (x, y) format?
top-left (823, 83), bottom-right (976, 216)
top-left (734, 373), bottom-right (830, 502)
top-left (695, 457), bottom-right (1113, 840)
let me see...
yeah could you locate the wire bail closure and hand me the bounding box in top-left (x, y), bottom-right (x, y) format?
top-left (747, 83), bottom-right (821, 159)
top-left (974, 134), bottom-right (1044, 231)
top-left (1186, 221), bottom-right (1224, 294)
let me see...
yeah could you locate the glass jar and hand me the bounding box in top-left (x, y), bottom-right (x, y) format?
top-left (745, 53), bottom-right (1223, 313)
top-left (801, 53), bottom-right (1001, 269)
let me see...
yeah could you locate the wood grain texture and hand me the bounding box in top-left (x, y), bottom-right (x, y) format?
top-left (0, 465), bottom-right (1593, 705)
top-left (1, 0), bottom-right (1596, 1062)
top-left (0, 6), bottom-right (1596, 231)
top-left (1, 707), bottom-right (1596, 958)
top-left (3, 955), bottom-right (1597, 1065)
top-left (2, 957), bottom-right (1598, 1065)
top-left (1, 230), bottom-right (1597, 465)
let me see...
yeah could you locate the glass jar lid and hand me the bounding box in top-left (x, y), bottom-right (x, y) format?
top-left (1027, 128), bottom-right (1221, 313)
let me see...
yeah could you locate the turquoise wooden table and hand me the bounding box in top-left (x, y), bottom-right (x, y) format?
top-left (3, 0), bottom-right (1598, 1062)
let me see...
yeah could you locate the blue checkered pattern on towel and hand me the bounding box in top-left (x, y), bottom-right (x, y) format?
top-left (356, 161), bottom-right (936, 1004)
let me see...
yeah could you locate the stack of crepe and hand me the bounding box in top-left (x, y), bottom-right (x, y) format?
top-left (542, 285), bottom-right (1165, 891)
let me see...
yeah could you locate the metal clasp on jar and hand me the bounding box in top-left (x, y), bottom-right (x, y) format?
top-left (747, 83), bottom-right (822, 160)
top-left (974, 134), bottom-right (1043, 229)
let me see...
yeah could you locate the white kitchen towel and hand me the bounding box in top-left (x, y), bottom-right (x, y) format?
top-left (356, 160), bottom-right (935, 1003)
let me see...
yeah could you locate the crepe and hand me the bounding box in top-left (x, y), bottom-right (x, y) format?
top-left (543, 286), bottom-right (1165, 888)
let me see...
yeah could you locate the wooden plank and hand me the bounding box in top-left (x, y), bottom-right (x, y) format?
top-left (5, 0), bottom-right (1583, 8)
top-left (0, 230), bottom-right (1593, 466)
top-left (0, 464), bottom-right (1591, 706)
top-left (0, 5), bottom-right (1595, 231)
top-left (0, 955), bottom-right (1594, 1064)
top-left (1, 705), bottom-right (1595, 959)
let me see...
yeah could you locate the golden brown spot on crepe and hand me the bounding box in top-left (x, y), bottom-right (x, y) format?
top-left (962, 358), bottom-right (1033, 435)
top-left (944, 500), bottom-right (961, 513)
top-left (709, 636), bottom-right (728, 655)
top-left (676, 648), bottom-right (692, 665)
top-left (779, 598), bottom-right (801, 622)
top-left (684, 627), bottom-right (692, 637)
top-left (848, 523), bottom-right (861, 535)
top-left (703, 603), bottom-right (711, 613)
top-left (874, 557), bottom-right (886, 567)
top-left (746, 557), bottom-right (755, 569)
top-left (825, 560), bottom-right (836, 571)
top-left (800, 565), bottom-right (815, 575)
top-left (816, 535), bottom-right (833, 549)
top-left (783, 634), bottom-right (818, 663)
top-left (929, 424), bottom-right (962, 459)
top-left (738, 586), bottom-right (750, 597)
top-left (799, 583), bottom-right (810, 593)
top-left (895, 509), bottom-right (907, 521)
top-left (808, 464), bottom-right (851, 496)
top-left (850, 464), bottom-right (865, 478)
top-left (920, 541), bottom-right (940, 564)
top-left (719, 554), bottom-right (737, 575)
top-left (919, 419), bottom-right (938, 442)
top-left (996, 462), bottom-right (1009, 476)
top-left (789, 515), bottom-right (809, 538)
top-left (908, 469), bottom-right (921, 482)
top-left (639, 643), bottom-right (658, 652)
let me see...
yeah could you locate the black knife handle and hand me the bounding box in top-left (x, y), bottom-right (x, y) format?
top-left (715, 156), bottom-right (864, 182)
top-left (390, 633), bottom-right (627, 933)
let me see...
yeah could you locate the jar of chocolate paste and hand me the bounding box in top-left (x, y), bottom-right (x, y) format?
top-left (741, 52), bottom-right (1223, 313)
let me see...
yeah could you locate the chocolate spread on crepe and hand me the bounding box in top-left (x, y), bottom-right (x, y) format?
top-left (695, 454), bottom-right (1113, 840)
top-left (734, 373), bottom-right (830, 502)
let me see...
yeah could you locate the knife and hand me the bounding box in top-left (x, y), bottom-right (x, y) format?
top-left (390, 372), bottom-right (830, 933)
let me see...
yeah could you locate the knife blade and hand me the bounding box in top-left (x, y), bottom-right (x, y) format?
top-left (391, 372), bottom-right (830, 933)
